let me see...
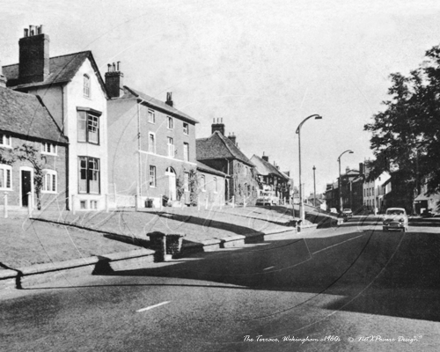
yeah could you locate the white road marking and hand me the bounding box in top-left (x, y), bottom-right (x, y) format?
top-left (263, 266), bottom-right (275, 271)
top-left (137, 301), bottom-right (171, 313)
top-left (311, 234), bottom-right (365, 255)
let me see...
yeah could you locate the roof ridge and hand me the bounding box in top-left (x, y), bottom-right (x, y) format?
top-left (2, 50), bottom-right (91, 67)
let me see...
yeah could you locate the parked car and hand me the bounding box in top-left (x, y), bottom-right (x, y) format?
top-left (341, 208), bottom-right (353, 218)
top-left (256, 190), bottom-right (279, 206)
top-left (382, 207), bottom-right (408, 232)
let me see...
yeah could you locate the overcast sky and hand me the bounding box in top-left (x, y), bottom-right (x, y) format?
top-left (2, 0), bottom-right (440, 195)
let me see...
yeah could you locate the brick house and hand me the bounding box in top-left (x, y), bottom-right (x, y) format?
top-left (3, 25), bottom-right (109, 211)
top-left (250, 153), bottom-right (290, 202)
top-left (105, 63), bottom-right (198, 208)
top-left (196, 120), bottom-right (258, 205)
top-left (196, 161), bottom-right (227, 207)
top-left (0, 81), bottom-right (68, 210)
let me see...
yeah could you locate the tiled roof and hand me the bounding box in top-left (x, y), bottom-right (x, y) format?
top-left (3, 51), bottom-right (106, 94)
top-left (196, 131), bottom-right (254, 167)
top-left (196, 161), bottom-right (227, 177)
top-left (250, 155), bottom-right (288, 180)
top-left (122, 86), bottom-right (199, 124)
top-left (0, 87), bottom-right (67, 143)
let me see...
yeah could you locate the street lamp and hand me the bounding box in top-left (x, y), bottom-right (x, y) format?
top-left (313, 165), bottom-right (316, 208)
top-left (337, 149), bottom-right (354, 213)
top-left (296, 114), bottom-right (322, 224)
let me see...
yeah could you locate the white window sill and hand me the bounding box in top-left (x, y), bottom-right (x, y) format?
top-left (42, 190), bottom-right (57, 194)
top-left (0, 145), bottom-right (12, 149)
top-left (41, 152), bottom-right (57, 156)
top-left (0, 188), bottom-right (13, 191)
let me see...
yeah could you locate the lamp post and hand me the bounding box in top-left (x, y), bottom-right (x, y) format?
top-left (337, 149), bottom-right (354, 213)
top-left (296, 114), bottom-right (322, 223)
top-left (313, 165), bottom-right (316, 208)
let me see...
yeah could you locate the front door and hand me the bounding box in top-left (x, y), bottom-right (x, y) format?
top-left (21, 170), bottom-right (32, 207)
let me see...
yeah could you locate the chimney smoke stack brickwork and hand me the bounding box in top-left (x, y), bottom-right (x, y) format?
top-left (0, 59), bottom-right (6, 88)
top-left (105, 61), bottom-right (124, 98)
top-left (166, 92), bottom-right (173, 107)
top-left (228, 132), bottom-right (236, 145)
top-left (212, 117), bottom-right (225, 135)
top-left (19, 25), bottom-right (50, 84)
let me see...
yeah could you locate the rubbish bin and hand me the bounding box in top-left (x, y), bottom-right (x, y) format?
top-left (145, 198), bottom-right (153, 208)
top-left (147, 231), bottom-right (185, 262)
top-left (296, 220), bottom-right (302, 233)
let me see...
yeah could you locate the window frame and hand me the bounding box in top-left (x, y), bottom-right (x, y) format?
top-left (148, 132), bottom-right (156, 154)
top-left (42, 169), bottom-right (57, 193)
top-left (41, 142), bottom-right (57, 155)
top-left (167, 116), bottom-right (174, 129)
top-left (183, 123), bottom-right (189, 135)
top-left (0, 133), bottom-right (12, 148)
top-left (148, 109), bottom-right (156, 124)
top-left (77, 110), bottom-right (100, 145)
top-left (83, 74), bottom-right (90, 98)
top-left (149, 165), bottom-right (156, 188)
top-left (0, 164), bottom-right (12, 190)
top-left (183, 142), bottom-right (189, 162)
top-left (78, 156), bottom-right (101, 195)
top-left (167, 137), bottom-right (174, 158)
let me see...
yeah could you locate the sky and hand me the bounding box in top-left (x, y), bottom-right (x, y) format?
top-left (2, 0), bottom-right (440, 195)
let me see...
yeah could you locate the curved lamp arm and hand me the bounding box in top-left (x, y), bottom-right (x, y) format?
top-left (296, 114), bottom-right (322, 134)
top-left (337, 149), bottom-right (354, 162)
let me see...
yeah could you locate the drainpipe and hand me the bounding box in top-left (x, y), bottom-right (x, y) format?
top-left (137, 102), bottom-right (142, 202)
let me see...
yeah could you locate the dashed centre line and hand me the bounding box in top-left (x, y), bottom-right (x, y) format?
top-left (263, 266), bottom-right (275, 271)
top-left (137, 301), bottom-right (171, 313)
top-left (311, 234), bottom-right (365, 255)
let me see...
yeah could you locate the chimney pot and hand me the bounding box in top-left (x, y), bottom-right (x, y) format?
top-left (24, 28), bottom-right (29, 37)
top-left (105, 61), bottom-right (124, 98)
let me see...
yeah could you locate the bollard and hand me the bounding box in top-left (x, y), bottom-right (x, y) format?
top-left (205, 198), bottom-right (208, 210)
top-left (232, 196), bottom-right (235, 208)
top-left (4, 193), bottom-right (8, 219)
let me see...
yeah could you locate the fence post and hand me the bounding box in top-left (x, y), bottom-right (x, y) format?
top-left (27, 192), bottom-right (32, 217)
top-left (105, 194), bottom-right (109, 213)
top-left (232, 196), bottom-right (235, 208)
top-left (135, 195), bottom-right (138, 211)
top-left (72, 194), bottom-right (75, 215)
top-left (4, 193), bottom-right (8, 219)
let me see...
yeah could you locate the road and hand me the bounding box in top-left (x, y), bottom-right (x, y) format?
top-left (1, 217), bottom-right (440, 351)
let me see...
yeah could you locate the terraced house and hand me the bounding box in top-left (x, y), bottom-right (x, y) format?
top-left (105, 63), bottom-right (198, 208)
top-left (0, 76), bottom-right (68, 210)
top-left (2, 25), bottom-right (109, 211)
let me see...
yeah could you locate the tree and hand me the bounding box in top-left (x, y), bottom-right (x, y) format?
top-left (364, 45), bottom-right (440, 212)
top-left (13, 144), bottom-right (46, 210)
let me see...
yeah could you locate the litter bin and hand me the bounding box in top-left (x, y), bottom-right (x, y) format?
top-left (147, 231), bottom-right (185, 262)
top-left (296, 220), bottom-right (302, 233)
top-left (145, 198), bottom-right (153, 208)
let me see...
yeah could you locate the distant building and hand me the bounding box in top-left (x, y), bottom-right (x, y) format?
top-left (105, 63), bottom-right (199, 208)
top-left (363, 162), bottom-right (390, 213)
top-left (3, 25), bottom-right (109, 211)
top-left (250, 153), bottom-right (290, 202)
top-left (196, 120), bottom-right (258, 205)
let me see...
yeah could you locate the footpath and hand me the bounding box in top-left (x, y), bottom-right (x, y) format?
top-left (0, 205), bottom-right (318, 292)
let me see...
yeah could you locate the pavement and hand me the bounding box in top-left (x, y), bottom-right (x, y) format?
top-left (2, 204), bottom-right (438, 293)
top-left (0, 205), bottom-right (312, 291)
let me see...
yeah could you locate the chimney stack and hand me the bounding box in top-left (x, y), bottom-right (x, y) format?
top-left (105, 61), bottom-right (124, 98)
top-left (166, 92), bottom-right (173, 107)
top-left (228, 132), bottom-right (236, 145)
top-left (0, 59), bottom-right (6, 88)
top-left (262, 152), bottom-right (269, 162)
top-left (359, 162), bottom-right (364, 176)
top-left (212, 117), bottom-right (225, 135)
top-left (19, 25), bottom-right (50, 84)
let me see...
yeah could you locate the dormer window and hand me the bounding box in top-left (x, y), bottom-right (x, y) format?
top-left (0, 133), bottom-right (12, 148)
top-left (41, 142), bottom-right (57, 155)
top-left (83, 74), bottom-right (90, 97)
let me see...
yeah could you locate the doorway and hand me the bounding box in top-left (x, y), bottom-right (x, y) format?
top-left (165, 167), bottom-right (176, 201)
top-left (21, 169), bottom-right (32, 207)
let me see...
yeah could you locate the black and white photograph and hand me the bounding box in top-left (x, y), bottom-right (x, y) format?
top-left (1, 0), bottom-right (440, 351)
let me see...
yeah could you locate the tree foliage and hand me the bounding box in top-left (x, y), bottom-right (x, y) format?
top-left (364, 45), bottom-right (440, 205)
